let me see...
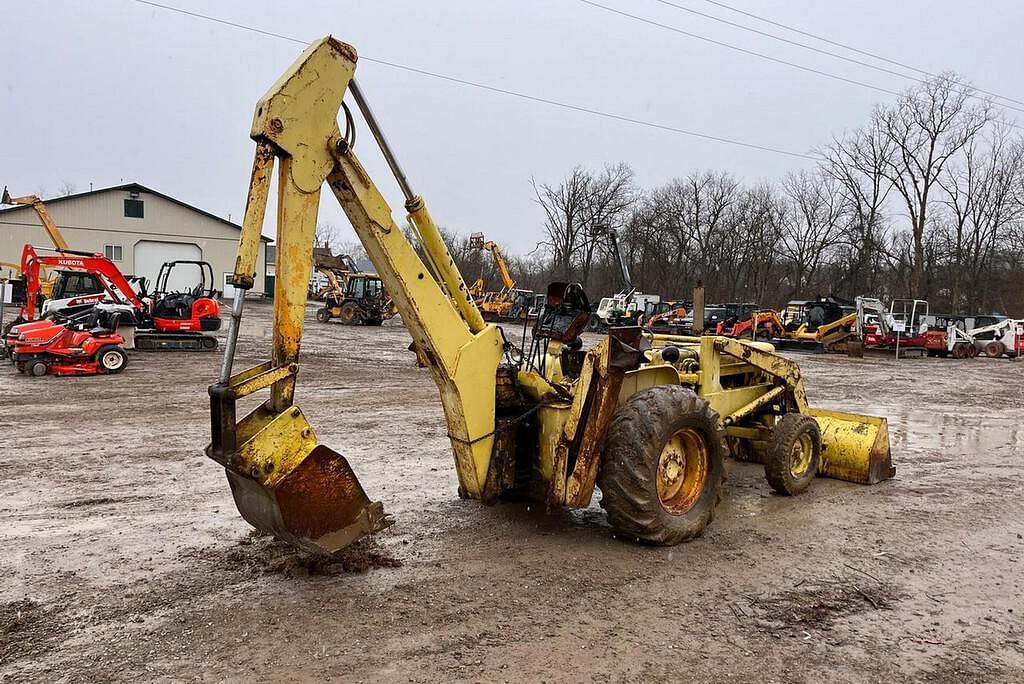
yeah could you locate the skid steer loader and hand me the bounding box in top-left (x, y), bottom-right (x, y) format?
top-left (206, 37), bottom-right (894, 555)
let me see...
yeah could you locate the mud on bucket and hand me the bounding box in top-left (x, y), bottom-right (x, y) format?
top-left (219, 404), bottom-right (392, 555)
top-left (807, 409), bottom-right (895, 485)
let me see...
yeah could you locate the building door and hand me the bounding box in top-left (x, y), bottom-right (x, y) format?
top-left (134, 241), bottom-right (202, 293)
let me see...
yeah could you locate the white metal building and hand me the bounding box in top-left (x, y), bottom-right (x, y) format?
top-left (0, 183), bottom-right (270, 297)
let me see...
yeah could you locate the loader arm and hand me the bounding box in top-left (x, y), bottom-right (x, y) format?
top-left (207, 36), bottom-right (506, 554)
top-left (712, 336), bottom-right (893, 484)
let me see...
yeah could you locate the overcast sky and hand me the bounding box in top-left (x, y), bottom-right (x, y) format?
top-left (2, 1), bottom-right (1022, 254)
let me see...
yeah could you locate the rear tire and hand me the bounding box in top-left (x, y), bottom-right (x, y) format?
top-left (339, 303), bottom-right (359, 325)
top-left (599, 385), bottom-right (724, 545)
top-left (96, 345), bottom-right (128, 374)
top-left (953, 342), bottom-right (970, 359)
top-left (985, 340), bottom-right (1005, 358)
top-left (968, 344), bottom-right (979, 358)
top-left (765, 413), bottom-right (820, 496)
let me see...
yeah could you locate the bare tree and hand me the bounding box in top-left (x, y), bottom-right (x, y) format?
top-left (821, 122), bottom-right (894, 295)
top-left (938, 125), bottom-right (1024, 310)
top-left (873, 73), bottom-right (992, 297)
top-left (57, 181), bottom-right (77, 197)
top-left (779, 170), bottom-right (846, 296)
top-left (533, 164), bottom-right (635, 286)
top-left (314, 222), bottom-right (341, 253)
top-left (532, 167), bottom-right (591, 280)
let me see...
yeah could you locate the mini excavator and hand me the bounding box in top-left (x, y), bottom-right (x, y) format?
top-left (206, 37), bottom-right (893, 555)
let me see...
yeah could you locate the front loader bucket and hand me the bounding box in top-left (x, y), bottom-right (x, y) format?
top-left (806, 409), bottom-right (895, 484)
top-left (214, 404), bottom-right (392, 555)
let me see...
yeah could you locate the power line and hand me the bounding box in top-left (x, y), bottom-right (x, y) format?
top-left (577, 0), bottom-right (1024, 126)
top-left (695, 0), bottom-right (1024, 109)
top-left (580, 1), bottom-right (902, 96)
top-left (581, 0), bottom-right (1024, 120)
top-left (648, 0), bottom-right (1024, 115)
top-left (131, 0), bottom-right (821, 160)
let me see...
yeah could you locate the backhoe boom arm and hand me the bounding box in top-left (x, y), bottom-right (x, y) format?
top-left (208, 37), bottom-right (504, 554)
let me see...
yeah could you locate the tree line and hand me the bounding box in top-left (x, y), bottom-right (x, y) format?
top-left (327, 73), bottom-right (1024, 316)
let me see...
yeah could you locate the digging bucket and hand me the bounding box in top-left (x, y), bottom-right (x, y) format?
top-left (210, 400), bottom-right (391, 555)
top-left (805, 408), bottom-right (895, 484)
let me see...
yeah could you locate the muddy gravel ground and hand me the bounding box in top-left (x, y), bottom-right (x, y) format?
top-left (2, 300), bottom-right (1023, 683)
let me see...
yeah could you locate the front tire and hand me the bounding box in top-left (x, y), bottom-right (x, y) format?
top-left (96, 345), bottom-right (128, 374)
top-left (599, 385), bottom-right (724, 545)
top-left (985, 340), bottom-right (1005, 358)
top-left (764, 413), bottom-right (820, 496)
top-left (315, 307), bottom-right (330, 323)
top-left (28, 360), bottom-right (48, 377)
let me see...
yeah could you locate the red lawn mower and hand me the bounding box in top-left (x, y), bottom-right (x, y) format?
top-left (11, 304), bottom-right (131, 377)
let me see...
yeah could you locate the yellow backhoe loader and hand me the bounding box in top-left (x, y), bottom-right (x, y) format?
top-left (205, 37), bottom-right (894, 555)
top-left (468, 232), bottom-right (533, 321)
top-left (312, 253), bottom-right (395, 325)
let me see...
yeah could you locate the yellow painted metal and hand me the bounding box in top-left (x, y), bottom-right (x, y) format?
top-left (234, 363), bottom-right (298, 399)
top-left (232, 143), bottom-right (275, 288)
top-left (722, 385), bottom-right (785, 426)
top-left (407, 199), bottom-right (487, 334)
top-left (656, 428), bottom-right (709, 514)
top-left (327, 141), bottom-right (504, 497)
top-left (618, 365), bottom-right (688, 406)
top-left (807, 408), bottom-right (894, 484)
top-left (2, 187), bottom-right (71, 250)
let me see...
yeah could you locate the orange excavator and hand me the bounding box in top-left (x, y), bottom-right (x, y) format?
top-left (4, 244), bottom-right (220, 353)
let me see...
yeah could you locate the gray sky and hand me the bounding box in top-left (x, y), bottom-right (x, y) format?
top-left (3, 1), bottom-right (1022, 253)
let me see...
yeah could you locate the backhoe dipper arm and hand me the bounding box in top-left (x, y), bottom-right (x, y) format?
top-left (208, 37), bottom-right (505, 554)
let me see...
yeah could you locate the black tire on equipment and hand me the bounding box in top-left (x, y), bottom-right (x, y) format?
top-left (953, 342), bottom-right (970, 359)
top-left (28, 360), bottom-right (48, 377)
top-left (598, 385), bottom-right (724, 545)
top-left (315, 307), bottom-right (330, 323)
top-left (96, 344), bottom-right (128, 374)
top-left (339, 303), bottom-right (359, 325)
top-left (585, 314), bottom-right (602, 334)
top-left (985, 340), bottom-right (1005, 358)
top-left (765, 413), bottom-right (821, 496)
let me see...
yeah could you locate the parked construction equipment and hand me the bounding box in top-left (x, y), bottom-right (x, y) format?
top-left (468, 232), bottom-right (533, 321)
top-left (589, 230), bottom-right (659, 332)
top-left (4, 245), bottom-right (220, 354)
top-left (946, 317), bottom-right (1024, 359)
top-left (205, 37), bottom-right (893, 556)
top-left (312, 253), bottom-right (393, 325)
top-left (2, 186), bottom-right (79, 299)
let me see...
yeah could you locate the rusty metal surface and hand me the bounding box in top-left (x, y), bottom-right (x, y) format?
top-left (564, 329), bottom-right (647, 507)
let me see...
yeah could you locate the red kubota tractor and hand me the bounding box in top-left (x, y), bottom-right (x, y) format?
top-left (12, 303), bottom-right (131, 376)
